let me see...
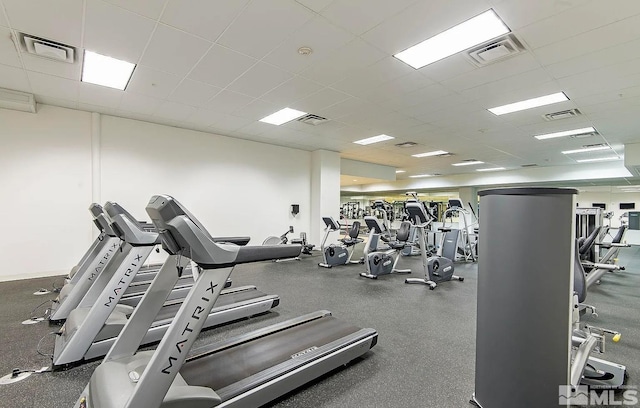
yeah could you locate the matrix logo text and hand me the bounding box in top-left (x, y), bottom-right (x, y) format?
top-left (559, 385), bottom-right (638, 406)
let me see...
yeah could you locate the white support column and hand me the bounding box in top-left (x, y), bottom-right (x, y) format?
top-left (458, 186), bottom-right (478, 214)
top-left (91, 112), bottom-right (101, 240)
top-left (310, 150), bottom-right (341, 245)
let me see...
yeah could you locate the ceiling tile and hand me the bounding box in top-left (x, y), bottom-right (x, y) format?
top-left (126, 65), bottom-right (182, 98)
top-left (118, 92), bottom-right (162, 115)
top-left (21, 52), bottom-right (82, 81)
top-left (320, 0), bottom-right (417, 36)
top-left (27, 71), bottom-right (78, 100)
top-left (416, 54), bottom-right (476, 83)
top-left (2, 0), bottom-right (83, 46)
top-left (140, 24), bottom-right (211, 76)
top-left (545, 37), bottom-right (640, 82)
top-left (360, 71), bottom-right (434, 103)
top-left (161, 0), bottom-right (250, 42)
top-left (206, 90), bottom-right (255, 114)
top-left (103, 0), bottom-right (167, 19)
top-left (236, 120), bottom-right (276, 136)
top-left (233, 99), bottom-right (280, 120)
top-left (300, 38), bottom-right (387, 85)
top-left (294, 0), bottom-right (334, 12)
top-left (78, 82), bottom-right (124, 108)
top-left (261, 76), bottom-right (323, 105)
top-left (188, 44), bottom-right (257, 88)
top-left (0, 63), bottom-right (30, 92)
top-left (262, 16), bottom-right (354, 73)
top-left (492, 0), bottom-right (589, 30)
top-left (84, 0), bottom-right (156, 62)
top-left (217, 0), bottom-right (314, 59)
top-left (153, 101), bottom-right (198, 122)
top-left (362, 0), bottom-right (491, 55)
top-left (517, 1), bottom-right (622, 50)
top-left (227, 62), bottom-right (293, 98)
top-left (532, 13), bottom-right (640, 67)
top-left (167, 79), bottom-right (221, 107)
top-left (0, 27), bottom-right (20, 67)
top-left (459, 68), bottom-right (554, 102)
top-left (207, 114), bottom-right (252, 132)
top-left (292, 87), bottom-right (351, 113)
top-left (317, 97), bottom-right (370, 119)
top-left (331, 57), bottom-right (414, 96)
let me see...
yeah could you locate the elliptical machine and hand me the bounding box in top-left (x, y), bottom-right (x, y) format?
top-left (360, 216), bottom-right (412, 279)
top-left (318, 217), bottom-right (363, 268)
top-left (404, 200), bottom-right (464, 289)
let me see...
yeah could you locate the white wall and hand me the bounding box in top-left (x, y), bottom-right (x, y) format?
top-left (0, 105), bottom-right (93, 281)
top-left (576, 191), bottom-right (640, 228)
top-left (0, 105), bottom-right (313, 281)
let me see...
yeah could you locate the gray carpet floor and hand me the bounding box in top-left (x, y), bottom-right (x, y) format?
top-left (0, 246), bottom-right (638, 408)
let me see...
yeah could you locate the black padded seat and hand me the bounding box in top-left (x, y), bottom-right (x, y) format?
top-left (387, 222), bottom-right (411, 250)
top-left (579, 226), bottom-right (602, 256)
top-left (340, 221), bottom-right (363, 247)
top-left (612, 225), bottom-right (627, 244)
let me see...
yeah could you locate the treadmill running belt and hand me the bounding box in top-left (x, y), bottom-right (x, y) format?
top-left (180, 316), bottom-right (360, 394)
top-left (152, 289), bottom-right (269, 325)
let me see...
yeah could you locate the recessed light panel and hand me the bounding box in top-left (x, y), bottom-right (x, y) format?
top-left (396, 170), bottom-right (406, 173)
top-left (412, 150), bottom-right (449, 158)
top-left (476, 167), bottom-right (506, 172)
top-left (534, 126), bottom-right (596, 140)
top-left (394, 9), bottom-right (510, 69)
top-left (488, 92), bottom-right (569, 115)
top-left (353, 134), bottom-right (395, 145)
top-left (562, 146), bottom-right (611, 155)
top-left (452, 160), bottom-right (484, 166)
top-left (82, 50), bottom-right (136, 90)
top-left (259, 108), bottom-right (307, 125)
top-left (576, 156), bottom-right (621, 163)
top-left (409, 174), bottom-right (432, 178)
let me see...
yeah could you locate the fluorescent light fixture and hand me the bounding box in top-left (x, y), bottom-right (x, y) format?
top-left (412, 150), bottom-right (449, 158)
top-left (259, 107), bottom-right (307, 125)
top-left (82, 50), bottom-right (136, 90)
top-left (353, 134), bottom-right (395, 145)
top-left (534, 126), bottom-right (596, 140)
top-left (562, 146), bottom-right (611, 155)
top-left (488, 92), bottom-right (569, 115)
top-left (409, 174), bottom-right (432, 178)
top-left (396, 170), bottom-right (406, 173)
top-left (394, 9), bottom-right (510, 69)
top-left (452, 160), bottom-right (484, 166)
top-left (576, 156), bottom-right (621, 163)
top-left (476, 167), bottom-right (506, 172)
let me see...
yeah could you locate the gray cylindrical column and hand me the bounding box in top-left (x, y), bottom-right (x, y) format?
top-left (472, 188), bottom-right (576, 408)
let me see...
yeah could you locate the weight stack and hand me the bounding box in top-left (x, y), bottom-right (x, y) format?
top-left (472, 187), bottom-right (576, 408)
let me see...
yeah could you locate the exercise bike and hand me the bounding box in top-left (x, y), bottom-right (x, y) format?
top-left (318, 217), bottom-right (363, 268)
top-left (404, 201), bottom-right (464, 289)
top-left (359, 217), bottom-right (411, 279)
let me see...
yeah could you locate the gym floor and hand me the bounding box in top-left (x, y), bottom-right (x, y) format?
top-left (1, 246), bottom-right (639, 407)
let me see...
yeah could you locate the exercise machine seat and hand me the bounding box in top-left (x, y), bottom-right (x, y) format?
top-left (612, 225), bottom-right (627, 244)
top-left (387, 222), bottom-right (411, 250)
top-left (574, 240), bottom-right (588, 304)
top-left (579, 226), bottom-right (602, 256)
top-left (341, 221), bottom-right (363, 246)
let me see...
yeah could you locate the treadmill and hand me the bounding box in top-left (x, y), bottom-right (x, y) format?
top-left (52, 201), bottom-right (279, 369)
top-left (49, 203), bottom-right (239, 322)
top-left (75, 195), bottom-right (377, 408)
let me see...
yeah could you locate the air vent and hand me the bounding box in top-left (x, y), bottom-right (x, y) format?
top-left (466, 34), bottom-right (525, 67)
top-left (521, 163), bottom-right (538, 168)
top-left (296, 114), bottom-right (328, 126)
top-left (18, 33), bottom-right (75, 63)
top-left (570, 130), bottom-right (598, 139)
top-left (583, 143), bottom-right (607, 148)
top-left (0, 88), bottom-right (36, 113)
top-left (543, 108), bottom-right (582, 121)
top-left (395, 142), bottom-right (417, 148)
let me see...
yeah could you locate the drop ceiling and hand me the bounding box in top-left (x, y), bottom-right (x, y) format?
top-left (1, 0), bottom-right (640, 182)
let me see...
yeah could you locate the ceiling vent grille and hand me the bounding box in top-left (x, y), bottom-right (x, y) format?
top-left (521, 163), bottom-right (538, 168)
top-left (18, 33), bottom-right (75, 63)
top-left (297, 114), bottom-right (328, 126)
top-left (395, 142), bottom-right (417, 148)
top-left (570, 130), bottom-right (599, 139)
top-left (543, 108), bottom-right (582, 121)
top-left (0, 88), bottom-right (36, 113)
top-left (466, 34), bottom-right (525, 67)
